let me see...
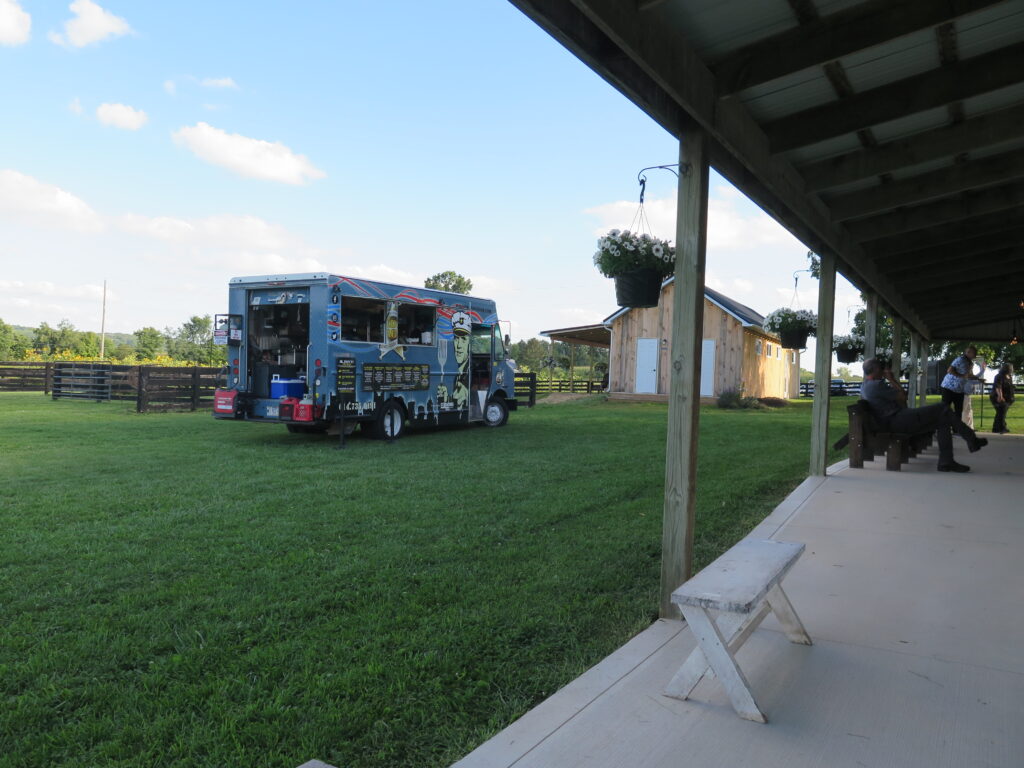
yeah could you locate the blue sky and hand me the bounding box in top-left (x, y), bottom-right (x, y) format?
top-left (0, 0), bottom-right (860, 355)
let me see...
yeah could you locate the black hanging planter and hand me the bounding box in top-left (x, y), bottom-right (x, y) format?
top-left (614, 268), bottom-right (662, 308)
top-left (779, 328), bottom-right (810, 349)
top-left (835, 347), bottom-right (862, 364)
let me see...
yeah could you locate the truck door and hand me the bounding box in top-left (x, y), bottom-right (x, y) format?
top-left (469, 324), bottom-right (493, 420)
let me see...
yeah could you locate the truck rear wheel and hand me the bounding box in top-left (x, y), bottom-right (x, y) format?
top-left (370, 400), bottom-right (406, 440)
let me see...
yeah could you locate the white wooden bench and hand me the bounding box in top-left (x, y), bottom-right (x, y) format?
top-left (664, 538), bottom-right (811, 723)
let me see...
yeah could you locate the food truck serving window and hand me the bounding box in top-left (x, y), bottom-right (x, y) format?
top-left (341, 297), bottom-right (386, 342)
top-left (398, 304), bottom-right (435, 345)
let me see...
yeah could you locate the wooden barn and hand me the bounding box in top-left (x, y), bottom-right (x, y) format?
top-left (606, 280), bottom-right (799, 400)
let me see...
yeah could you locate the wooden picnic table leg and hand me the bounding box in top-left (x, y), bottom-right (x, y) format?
top-left (665, 602), bottom-right (771, 699)
top-left (766, 583), bottom-right (812, 645)
top-left (679, 605), bottom-right (767, 723)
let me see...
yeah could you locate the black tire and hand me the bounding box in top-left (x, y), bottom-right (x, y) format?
top-left (371, 400), bottom-right (406, 440)
top-left (483, 395), bottom-right (509, 427)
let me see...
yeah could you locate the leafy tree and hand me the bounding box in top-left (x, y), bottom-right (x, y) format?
top-left (77, 331), bottom-right (101, 358)
top-left (164, 315), bottom-right (219, 364)
top-left (0, 318), bottom-right (28, 360)
top-left (34, 319), bottom-right (80, 356)
top-left (424, 271), bottom-right (473, 294)
top-left (134, 326), bottom-right (164, 359)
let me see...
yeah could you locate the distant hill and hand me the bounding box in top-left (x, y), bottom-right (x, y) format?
top-left (11, 325), bottom-right (138, 348)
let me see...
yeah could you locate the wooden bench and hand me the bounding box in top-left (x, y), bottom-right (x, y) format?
top-left (843, 400), bottom-right (933, 471)
top-left (664, 539), bottom-right (811, 723)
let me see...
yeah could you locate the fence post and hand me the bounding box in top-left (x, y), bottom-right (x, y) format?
top-left (44, 362), bottom-right (52, 395)
top-left (137, 367), bottom-right (149, 413)
top-left (191, 366), bottom-right (200, 411)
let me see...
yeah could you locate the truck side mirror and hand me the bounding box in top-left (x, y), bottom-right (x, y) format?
top-left (504, 334), bottom-right (511, 347)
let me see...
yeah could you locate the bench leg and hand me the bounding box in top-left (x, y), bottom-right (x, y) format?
top-left (678, 605), bottom-right (767, 723)
top-left (664, 602), bottom-right (770, 700)
top-left (886, 438), bottom-right (902, 471)
top-left (766, 584), bottom-right (812, 646)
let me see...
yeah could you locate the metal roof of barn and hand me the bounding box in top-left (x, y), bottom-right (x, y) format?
top-left (510, 0), bottom-right (1024, 343)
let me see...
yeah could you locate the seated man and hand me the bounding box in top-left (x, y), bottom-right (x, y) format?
top-left (860, 357), bottom-right (986, 473)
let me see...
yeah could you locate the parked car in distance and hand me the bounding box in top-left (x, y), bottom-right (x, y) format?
top-left (830, 379), bottom-right (847, 396)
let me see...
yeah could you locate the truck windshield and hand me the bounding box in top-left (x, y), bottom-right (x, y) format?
top-left (471, 325), bottom-right (491, 355)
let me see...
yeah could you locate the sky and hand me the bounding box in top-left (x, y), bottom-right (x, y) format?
top-left (0, 0), bottom-right (863, 364)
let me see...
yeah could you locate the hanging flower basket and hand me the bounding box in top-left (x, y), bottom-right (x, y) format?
top-left (593, 229), bottom-right (675, 308)
top-left (832, 333), bottom-right (865, 364)
top-left (614, 268), bottom-right (662, 308)
top-left (778, 328), bottom-right (810, 350)
top-left (764, 308), bottom-right (817, 350)
top-left (835, 347), bottom-right (860, 364)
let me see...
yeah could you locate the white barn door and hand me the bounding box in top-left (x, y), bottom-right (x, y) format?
top-left (635, 338), bottom-right (658, 393)
top-left (701, 339), bottom-right (715, 397)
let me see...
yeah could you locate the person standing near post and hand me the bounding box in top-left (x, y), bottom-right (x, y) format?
top-left (939, 345), bottom-right (979, 418)
top-left (990, 363), bottom-right (1015, 434)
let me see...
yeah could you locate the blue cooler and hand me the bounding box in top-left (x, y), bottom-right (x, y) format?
top-left (270, 375), bottom-right (305, 399)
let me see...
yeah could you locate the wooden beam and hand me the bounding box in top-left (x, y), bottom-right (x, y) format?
top-left (904, 274), bottom-right (1021, 300)
top-left (764, 42), bottom-right (1024, 153)
top-left (660, 132), bottom-right (709, 619)
top-left (930, 312), bottom-right (1024, 333)
top-left (845, 179), bottom-right (1024, 242)
top-left (890, 257), bottom-right (1024, 292)
top-left (829, 147), bottom-right (1024, 221)
top-left (864, 293), bottom-right (878, 360)
top-left (536, 0), bottom-right (928, 336)
top-left (810, 252), bottom-right (836, 476)
top-left (869, 221), bottom-right (1024, 261)
top-left (892, 317), bottom-right (904, 372)
top-left (799, 104), bottom-right (1024, 192)
top-left (713, 0), bottom-right (1007, 95)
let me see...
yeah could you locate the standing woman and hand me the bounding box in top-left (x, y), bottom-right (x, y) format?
top-left (940, 345), bottom-right (978, 418)
top-left (990, 363), bottom-right (1015, 434)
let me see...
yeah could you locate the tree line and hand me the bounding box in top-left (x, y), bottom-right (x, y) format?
top-left (0, 315), bottom-right (223, 365)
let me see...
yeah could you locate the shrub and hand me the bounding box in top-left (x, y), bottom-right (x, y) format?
top-left (717, 389), bottom-right (765, 410)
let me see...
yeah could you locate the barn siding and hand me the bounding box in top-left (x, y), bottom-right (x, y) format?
top-left (609, 281), bottom-right (798, 398)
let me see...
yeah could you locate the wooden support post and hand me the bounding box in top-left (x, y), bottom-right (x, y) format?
top-left (908, 334), bottom-right (920, 404)
top-left (191, 366), bottom-right (200, 411)
top-left (660, 131), bottom-right (708, 620)
top-left (570, 344), bottom-right (575, 393)
top-left (864, 293), bottom-right (878, 361)
top-left (918, 340), bottom-right (928, 406)
top-left (137, 366), bottom-right (149, 413)
top-left (809, 253), bottom-right (836, 476)
top-left (891, 317), bottom-right (904, 377)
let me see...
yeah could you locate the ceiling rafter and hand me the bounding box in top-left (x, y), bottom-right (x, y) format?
top-left (845, 179), bottom-right (1024, 242)
top-left (799, 103), bottom-right (1024, 193)
top-left (764, 41), bottom-right (1024, 153)
top-left (828, 145), bottom-right (1024, 221)
top-left (863, 206), bottom-right (1024, 257)
top-left (876, 227), bottom-right (1024, 268)
top-left (711, 0), bottom-right (1006, 95)
top-left (890, 258), bottom-right (1024, 292)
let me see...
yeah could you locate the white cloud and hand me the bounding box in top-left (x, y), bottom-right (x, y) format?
top-left (96, 102), bottom-right (147, 130)
top-left (200, 77), bottom-right (238, 89)
top-left (68, 97), bottom-right (83, 114)
top-left (118, 213), bottom-right (295, 251)
top-left (163, 79), bottom-right (176, 95)
top-left (0, 0), bottom-right (30, 45)
top-left (172, 122), bottom-right (326, 185)
top-left (0, 169), bottom-right (103, 232)
top-left (49, 0), bottom-right (131, 48)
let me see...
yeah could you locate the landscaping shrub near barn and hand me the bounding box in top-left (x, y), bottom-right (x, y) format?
top-left (0, 392), bottom-right (847, 768)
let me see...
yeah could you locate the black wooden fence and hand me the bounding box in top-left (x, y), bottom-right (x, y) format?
top-left (0, 361), bottom-right (223, 412)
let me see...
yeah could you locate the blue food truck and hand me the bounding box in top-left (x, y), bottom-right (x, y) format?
top-left (212, 273), bottom-right (520, 438)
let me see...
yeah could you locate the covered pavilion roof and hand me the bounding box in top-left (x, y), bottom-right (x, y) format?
top-left (539, 324), bottom-right (611, 348)
top-left (510, 0), bottom-right (1024, 343)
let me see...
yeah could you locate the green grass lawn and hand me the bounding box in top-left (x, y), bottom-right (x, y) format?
top-left (2, 393), bottom-right (853, 768)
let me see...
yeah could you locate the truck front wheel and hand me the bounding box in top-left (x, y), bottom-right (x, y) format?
top-left (483, 395), bottom-right (508, 427)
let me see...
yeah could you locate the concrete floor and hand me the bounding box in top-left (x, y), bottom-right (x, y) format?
top-left (454, 434), bottom-right (1024, 768)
